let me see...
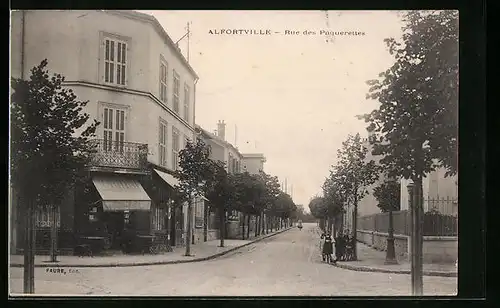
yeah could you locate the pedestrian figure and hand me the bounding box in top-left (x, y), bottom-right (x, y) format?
top-left (334, 232), bottom-right (343, 262)
top-left (321, 233), bottom-right (334, 263)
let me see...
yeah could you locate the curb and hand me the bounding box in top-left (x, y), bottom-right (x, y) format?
top-left (331, 262), bottom-right (457, 278)
top-left (10, 227), bottom-right (293, 268)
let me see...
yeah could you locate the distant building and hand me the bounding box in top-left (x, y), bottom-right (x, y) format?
top-left (357, 137), bottom-right (389, 217)
top-left (241, 154), bottom-right (267, 175)
top-left (400, 165), bottom-right (458, 215)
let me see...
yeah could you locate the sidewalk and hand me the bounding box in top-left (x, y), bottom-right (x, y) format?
top-left (9, 227), bottom-right (291, 268)
top-left (332, 242), bottom-right (457, 277)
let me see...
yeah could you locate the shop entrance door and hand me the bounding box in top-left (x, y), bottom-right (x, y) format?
top-left (103, 212), bottom-right (125, 250)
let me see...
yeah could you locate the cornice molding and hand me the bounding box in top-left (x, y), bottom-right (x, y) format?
top-left (63, 80), bottom-right (195, 132)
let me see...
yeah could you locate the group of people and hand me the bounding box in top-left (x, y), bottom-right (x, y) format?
top-left (319, 231), bottom-right (355, 264)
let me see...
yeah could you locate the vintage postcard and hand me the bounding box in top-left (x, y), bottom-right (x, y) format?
top-left (9, 10), bottom-right (458, 296)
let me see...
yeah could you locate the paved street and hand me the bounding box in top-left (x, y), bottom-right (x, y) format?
top-left (9, 223), bottom-right (457, 296)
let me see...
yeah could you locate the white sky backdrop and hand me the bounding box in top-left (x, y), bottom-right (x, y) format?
top-left (140, 10), bottom-right (404, 212)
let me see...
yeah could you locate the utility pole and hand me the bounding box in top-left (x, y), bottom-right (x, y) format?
top-left (175, 22), bottom-right (191, 63)
top-left (408, 181), bottom-right (423, 295)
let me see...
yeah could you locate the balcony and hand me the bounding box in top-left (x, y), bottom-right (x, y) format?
top-left (88, 139), bottom-right (149, 172)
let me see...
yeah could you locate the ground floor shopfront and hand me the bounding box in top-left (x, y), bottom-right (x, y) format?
top-left (9, 166), bottom-right (212, 255)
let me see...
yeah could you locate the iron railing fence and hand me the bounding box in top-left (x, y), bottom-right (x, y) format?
top-left (89, 139), bottom-right (148, 170)
top-left (358, 197), bottom-right (458, 236)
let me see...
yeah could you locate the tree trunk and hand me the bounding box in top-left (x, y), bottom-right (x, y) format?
top-left (50, 205), bottom-right (58, 262)
top-left (218, 207), bottom-right (225, 247)
top-left (185, 198), bottom-right (193, 256)
top-left (246, 214), bottom-right (251, 239)
top-left (410, 176), bottom-right (424, 295)
top-left (170, 205), bottom-right (176, 247)
top-left (203, 203), bottom-right (208, 242)
top-left (23, 197), bottom-right (35, 294)
top-left (255, 214), bottom-right (259, 237)
top-left (352, 203), bottom-right (358, 261)
top-left (241, 214), bottom-right (245, 240)
top-left (262, 213), bottom-right (266, 235)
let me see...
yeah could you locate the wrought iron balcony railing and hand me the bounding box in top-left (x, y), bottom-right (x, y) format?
top-left (89, 139), bottom-right (148, 170)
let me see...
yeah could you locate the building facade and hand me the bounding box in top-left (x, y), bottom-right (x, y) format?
top-left (196, 121), bottom-right (266, 239)
top-left (10, 10), bottom-right (203, 254)
top-left (400, 167), bottom-right (458, 215)
top-left (355, 135), bottom-right (458, 231)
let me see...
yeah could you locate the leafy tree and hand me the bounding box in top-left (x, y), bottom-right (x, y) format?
top-left (257, 171), bottom-right (281, 234)
top-left (174, 138), bottom-right (215, 256)
top-left (204, 160), bottom-right (238, 247)
top-left (358, 11), bottom-right (458, 274)
top-left (273, 191), bottom-right (296, 228)
top-left (329, 133), bottom-right (379, 260)
top-left (322, 177), bottom-right (346, 236)
top-left (232, 172), bottom-right (266, 239)
top-left (11, 59), bottom-right (99, 293)
top-left (373, 179), bottom-right (401, 213)
top-left (309, 196), bottom-right (328, 230)
top-left (358, 10), bottom-right (458, 191)
top-left (293, 205), bottom-right (317, 223)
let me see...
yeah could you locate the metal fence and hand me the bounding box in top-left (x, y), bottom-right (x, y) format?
top-left (89, 139), bottom-right (148, 170)
top-left (358, 197), bottom-right (458, 236)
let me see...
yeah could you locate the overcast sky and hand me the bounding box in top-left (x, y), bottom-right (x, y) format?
top-left (141, 10), bottom-right (404, 211)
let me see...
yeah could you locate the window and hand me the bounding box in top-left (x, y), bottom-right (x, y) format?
top-left (172, 127), bottom-right (180, 170)
top-left (35, 207), bottom-right (60, 228)
top-left (103, 37), bottom-right (127, 86)
top-left (173, 71), bottom-right (180, 114)
top-left (159, 60), bottom-right (168, 103)
top-left (184, 135), bottom-right (190, 149)
top-left (103, 106), bottom-right (126, 152)
top-left (195, 197), bottom-right (204, 228)
top-left (152, 204), bottom-right (165, 231)
top-left (183, 84), bottom-right (190, 121)
top-left (232, 159), bottom-right (236, 174)
top-left (159, 120), bottom-right (168, 167)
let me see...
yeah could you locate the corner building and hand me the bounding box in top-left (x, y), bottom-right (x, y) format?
top-left (10, 10), bottom-right (204, 254)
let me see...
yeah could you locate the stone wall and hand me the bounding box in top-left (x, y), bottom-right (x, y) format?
top-left (226, 221), bottom-right (241, 239)
top-left (357, 230), bottom-right (409, 259)
top-left (357, 229), bottom-right (457, 264)
top-left (207, 229), bottom-right (219, 242)
top-left (420, 236), bottom-right (458, 263)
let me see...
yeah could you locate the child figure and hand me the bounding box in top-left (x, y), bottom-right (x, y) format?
top-left (321, 233), bottom-right (334, 263)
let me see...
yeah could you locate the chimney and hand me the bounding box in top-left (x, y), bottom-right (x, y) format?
top-left (217, 120), bottom-right (226, 141)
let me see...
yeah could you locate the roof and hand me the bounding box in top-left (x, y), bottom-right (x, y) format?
top-left (196, 125), bottom-right (266, 162)
top-left (196, 125), bottom-right (240, 155)
top-left (104, 10), bottom-right (199, 80)
top-left (241, 153), bottom-right (266, 161)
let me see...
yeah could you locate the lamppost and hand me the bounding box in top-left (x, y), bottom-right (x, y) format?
top-left (384, 204), bottom-right (398, 265)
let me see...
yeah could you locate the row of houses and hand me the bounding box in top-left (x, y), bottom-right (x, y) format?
top-left (9, 10), bottom-right (266, 254)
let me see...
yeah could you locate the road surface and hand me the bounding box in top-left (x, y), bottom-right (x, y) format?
top-left (9, 223), bottom-right (457, 296)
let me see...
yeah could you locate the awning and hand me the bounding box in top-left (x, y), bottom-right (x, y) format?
top-left (154, 169), bottom-right (210, 202)
top-left (154, 169), bottom-right (179, 188)
top-left (198, 195), bottom-right (209, 202)
top-left (92, 176), bottom-right (151, 211)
